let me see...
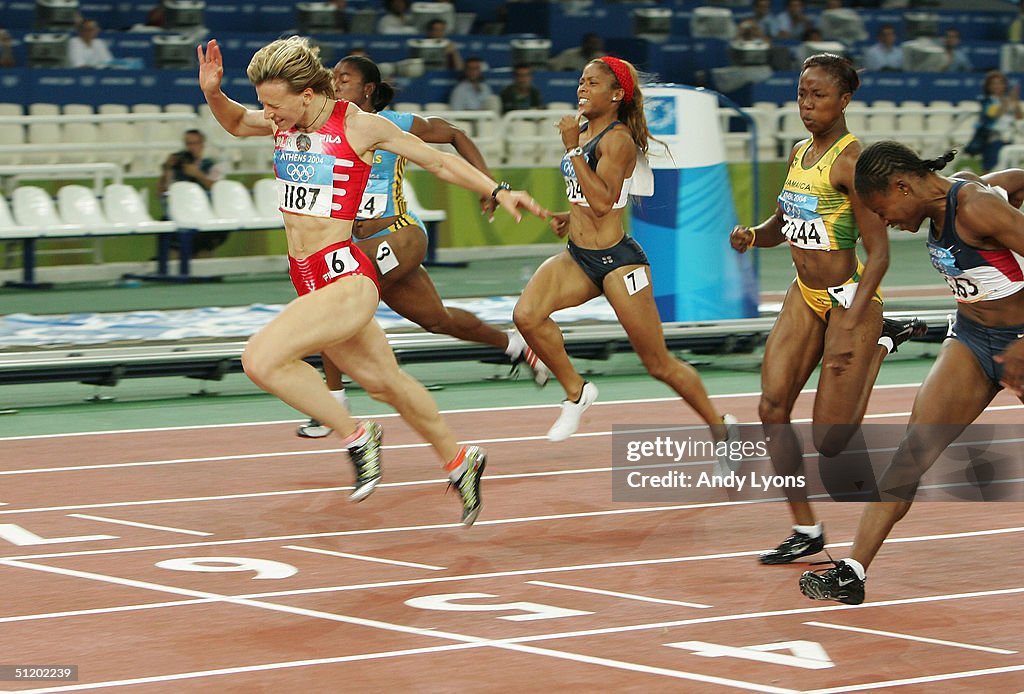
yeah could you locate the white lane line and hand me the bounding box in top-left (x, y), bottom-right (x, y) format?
top-left (527, 580), bottom-right (711, 609)
top-left (68, 514), bottom-right (212, 537)
top-left (0, 387), bottom-right (810, 442)
top-left (19, 643), bottom-right (485, 693)
top-left (6, 403), bottom-right (1024, 480)
top-left (283, 545), bottom-right (444, 571)
top-left (0, 598), bottom-right (216, 623)
top-left (499, 586), bottom-right (1024, 647)
top-left (803, 621), bottom-right (1018, 655)
top-left (2, 430), bottom-right (1021, 515)
top-left (5, 510), bottom-right (1023, 567)
top-left (0, 559), bottom-right (800, 694)
top-left (803, 664), bottom-right (1024, 694)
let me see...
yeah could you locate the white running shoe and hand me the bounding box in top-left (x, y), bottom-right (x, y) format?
top-left (296, 419), bottom-right (333, 438)
top-left (547, 381), bottom-right (599, 442)
top-left (295, 390), bottom-right (350, 439)
top-left (507, 329), bottom-right (551, 387)
top-left (713, 413), bottom-right (741, 477)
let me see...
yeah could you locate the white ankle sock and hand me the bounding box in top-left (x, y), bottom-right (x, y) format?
top-left (793, 522), bottom-right (823, 538)
top-left (843, 558), bottom-right (866, 580)
top-left (878, 336), bottom-right (894, 354)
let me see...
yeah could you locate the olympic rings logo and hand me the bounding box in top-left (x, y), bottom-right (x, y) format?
top-left (286, 163), bottom-right (316, 182)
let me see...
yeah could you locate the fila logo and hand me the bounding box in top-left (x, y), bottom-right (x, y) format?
top-left (323, 134), bottom-right (342, 144)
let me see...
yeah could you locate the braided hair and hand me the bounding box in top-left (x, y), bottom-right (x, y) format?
top-left (854, 141), bottom-right (956, 196)
top-left (339, 55), bottom-right (396, 112)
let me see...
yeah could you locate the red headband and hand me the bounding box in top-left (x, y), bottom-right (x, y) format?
top-left (599, 55), bottom-right (634, 103)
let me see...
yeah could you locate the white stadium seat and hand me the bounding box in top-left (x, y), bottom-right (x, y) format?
top-left (210, 179), bottom-right (281, 229)
top-left (165, 180), bottom-right (238, 233)
top-left (102, 184), bottom-right (176, 234)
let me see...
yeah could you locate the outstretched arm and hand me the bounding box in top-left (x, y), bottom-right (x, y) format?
top-left (410, 114), bottom-right (494, 214)
top-left (354, 110), bottom-right (548, 222)
top-left (198, 39), bottom-right (274, 138)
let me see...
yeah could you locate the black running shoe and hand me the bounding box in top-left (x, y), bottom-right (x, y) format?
top-left (347, 421), bottom-right (382, 502)
top-left (881, 317), bottom-right (927, 353)
top-left (759, 530), bottom-right (826, 564)
top-left (799, 559), bottom-right (866, 605)
top-left (448, 446), bottom-right (486, 526)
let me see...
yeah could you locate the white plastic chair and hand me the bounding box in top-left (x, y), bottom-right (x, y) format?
top-left (12, 186), bottom-right (88, 236)
top-left (57, 185), bottom-right (129, 234)
top-left (0, 194), bottom-right (42, 239)
top-left (102, 184), bottom-right (176, 234)
top-left (403, 179), bottom-right (446, 224)
top-left (210, 179), bottom-right (281, 229)
top-left (166, 180), bottom-right (238, 232)
top-left (60, 122), bottom-right (100, 164)
top-left (252, 178), bottom-right (281, 220)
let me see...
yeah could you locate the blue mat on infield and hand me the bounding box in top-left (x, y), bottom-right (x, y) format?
top-left (0, 296), bottom-right (619, 348)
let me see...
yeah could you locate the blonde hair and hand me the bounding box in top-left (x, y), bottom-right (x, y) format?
top-left (246, 36), bottom-right (335, 98)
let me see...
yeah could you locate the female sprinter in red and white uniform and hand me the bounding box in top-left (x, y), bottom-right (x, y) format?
top-left (197, 37), bottom-right (548, 525)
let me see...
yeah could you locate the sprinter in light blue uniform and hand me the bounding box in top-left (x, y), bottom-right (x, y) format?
top-left (295, 55), bottom-right (549, 438)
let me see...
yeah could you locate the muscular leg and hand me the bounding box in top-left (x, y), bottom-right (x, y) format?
top-left (812, 300), bottom-right (885, 456)
top-left (242, 275), bottom-right (378, 439)
top-left (384, 265), bottom-right (509, 350)
top-left (514, 251), bottom-right (601, 399)
top-left (602, 264), bottom-right (726, 440)
top-left (850, 339), bottom-right (999, 569)
top-left (759, 283), bottom-right (827, 526)
top-left (325, 318), bottom-right (460, 464)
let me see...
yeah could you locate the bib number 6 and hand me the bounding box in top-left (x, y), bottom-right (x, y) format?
top-left (325, 247), bottom-right (357, 279)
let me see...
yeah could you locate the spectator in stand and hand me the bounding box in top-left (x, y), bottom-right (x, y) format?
top-left (377, 0), bottom-right (417, 35)
top-left (68, 19), bottom-right (114, 68)
top-left (0, 28), bottom-right (15, 67)
top-left (449, 56), bottom-right (495, 111)
top-left (1009, 0), bottom-right (1024, 42)
top-left (424, 18), bottom-right (463, 72)
top-left (862, 24), bottom-right (902, 72)
top-left (158, 129), bottom-right (227, 257)
top-left (329, 0), bottom-right (350, 32)
top-left (548, 33), bottom-right (604, 73)
top-left (966, 70), bottom-right (1023, 173)
top-left (500, 64), bottom-right (544, 113)
top-left (770, 0), bottom-right (812, 40)
top-left (744, 0), bottom-right (775, 40)
top-left (941, 27), bottom-right (972, 73)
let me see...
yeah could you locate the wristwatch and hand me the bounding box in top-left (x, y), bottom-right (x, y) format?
top-left (490, 181), bottom-right (511, 200)
top-left (566, 146), bottom-right (584, 158)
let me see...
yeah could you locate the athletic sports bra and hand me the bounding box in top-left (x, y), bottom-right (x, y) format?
top-left (927, 179), bottom-right (1024, 303)
top-left (273, 100), bottom-right (372, 221)
top-left (561, 121), bottom-right (650, 209)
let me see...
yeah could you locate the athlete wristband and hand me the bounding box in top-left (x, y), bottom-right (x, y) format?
top-left (566, 146), bottom-right (584, 158)
top-left (490, 181), bottom-right (511, 201)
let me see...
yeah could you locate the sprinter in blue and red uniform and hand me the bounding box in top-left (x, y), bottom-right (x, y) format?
top-left (800, 142), bottom-right (1024, 604)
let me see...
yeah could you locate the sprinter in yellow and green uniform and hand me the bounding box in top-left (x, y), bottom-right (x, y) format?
top-left (729, 53), bottom-right (925, 566)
